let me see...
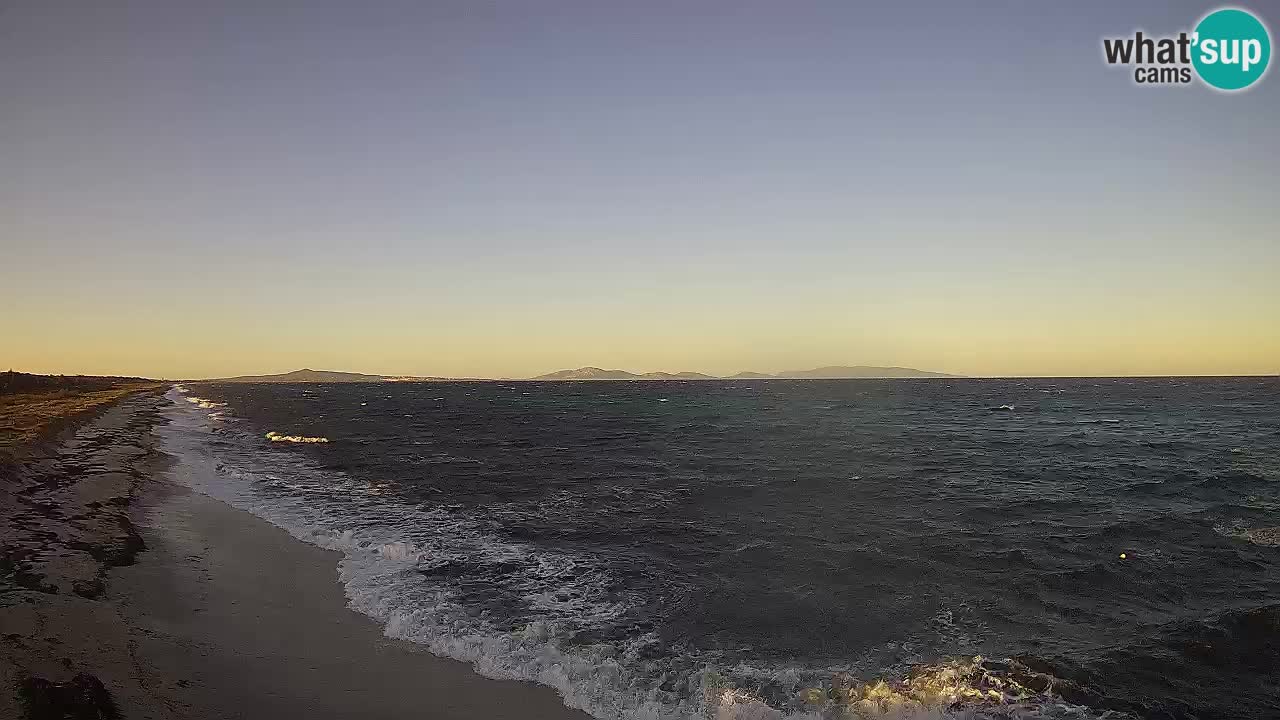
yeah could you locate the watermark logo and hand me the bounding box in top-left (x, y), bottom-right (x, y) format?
top-left (1102, 6), bottom-right (1271, 91)
top-left (1193, 8), bottom-right (1271, 89)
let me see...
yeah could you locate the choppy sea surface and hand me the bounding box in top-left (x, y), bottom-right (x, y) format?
top-left (162, 378), bottom-right (1280, 720)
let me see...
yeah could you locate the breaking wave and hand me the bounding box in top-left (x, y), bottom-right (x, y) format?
top-left (185, 396), bottom-right (226, 410)
top-left (175, 385), bottom-right (227, 412)
top-left (265, 430), bottom-right (330, 444)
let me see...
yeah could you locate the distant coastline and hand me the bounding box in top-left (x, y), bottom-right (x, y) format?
top-left (529, 365), bottom-right (962, 380)
top-left (201, 366), bottom-right (964, 383)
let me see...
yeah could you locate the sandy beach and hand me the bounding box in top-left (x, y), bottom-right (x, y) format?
top-left (1, 388), bottom-right (587, 719)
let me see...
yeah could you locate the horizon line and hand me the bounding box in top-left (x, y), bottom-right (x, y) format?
top-left (7, 368), bottom-right (1278, 382)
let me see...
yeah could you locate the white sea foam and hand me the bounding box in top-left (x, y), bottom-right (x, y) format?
top-left (185, 396), bottom-right (226, 410)
top-left (156, 388), bottom-right (1110, 720)
top-left (1215, 523), bottom-right (1280, 547)
top-left (265, 431), bottom-right (330, 444)
top-left (377, 541), bottom-right (423, 562)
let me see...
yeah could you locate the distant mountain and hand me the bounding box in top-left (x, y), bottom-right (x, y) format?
top-left (208, 369), bottom-right (462, 383)
top-left (532, 367), bottom-right (643, 380)
top-left (531, 365), bottom-right (960, 380)
top-left (638, 371), bottom-right (718, 380)
top-left (214, 368), bottom-right (391, 383)
top-left (532, 367), bottom-right (726, 381)
top-left (775, 365), bottom-right (960, 379)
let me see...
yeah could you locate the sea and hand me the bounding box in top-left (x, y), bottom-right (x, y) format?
top-left (161, 378), bottom-right (1280, 720)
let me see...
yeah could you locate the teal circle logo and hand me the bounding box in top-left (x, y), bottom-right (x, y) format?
top-left (1192, 8), bottom-right (1271, 91)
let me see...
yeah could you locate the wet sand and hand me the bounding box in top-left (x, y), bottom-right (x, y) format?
top-left (1, 389), bottom-right (587, 719)
top-left (115, 479), bottom-right (588, 720)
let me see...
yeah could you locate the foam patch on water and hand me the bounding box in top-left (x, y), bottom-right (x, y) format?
top-left (1216, 523), bottom-right (1280, 547)
top-left (1243, 528), bottom-right (1280, 546)
top-left (185, 396), bottom-right (226, 410)
top-left (265, 430), bottom-right (330, 444)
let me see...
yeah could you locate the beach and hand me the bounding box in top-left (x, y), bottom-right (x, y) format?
top-left (0, 388), bottom-right (586, 719)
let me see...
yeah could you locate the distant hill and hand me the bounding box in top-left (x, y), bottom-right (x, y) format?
top-left (638, 371), bottom-right (718, 380)
top-left (531, 367), bottom-right (724, 381)
top-left (214, 369), bottom-right (391, 383)
top-left (531, 365), bottom-right (960, 380)
top-left (532, 367), bottom-right (642, 381)
top-left (775, 365), bottom-right (961, 379)
top-left (203, 369), bottom-right (463, 383)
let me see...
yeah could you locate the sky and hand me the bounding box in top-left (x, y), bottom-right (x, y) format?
top-left (2, 0), bottom-right (1277, 379)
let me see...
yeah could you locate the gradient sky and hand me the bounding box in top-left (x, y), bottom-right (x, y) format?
top-left (3, 1), bottom-right (1277, 379)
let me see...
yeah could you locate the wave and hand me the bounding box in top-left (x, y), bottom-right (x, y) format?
top-left (186, 396), bottom-right (226, 410)
top-left (265, 431), bottom-right (330, 444)
top-left (1216, 525), bottom-right (1280, 547)
top-left (1171, 604), bottom-right (1280, 672)
top-left (175, 385), bottom-right (227, 412)
top-left (1031, 605), bottom-right (1280, 719)
top-left (773, 657), bottom-right (1114, 720)
top-left (1197, 470), bottom-right (1272, 489)
top-left (157, 388), bottom-right (1117, 720)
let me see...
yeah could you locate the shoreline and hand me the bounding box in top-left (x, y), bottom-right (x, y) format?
top-left (1, 388), bottom-right (587, 719)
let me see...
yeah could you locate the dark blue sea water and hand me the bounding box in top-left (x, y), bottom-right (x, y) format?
top-left (164, 378), bottom-right (1280, 719)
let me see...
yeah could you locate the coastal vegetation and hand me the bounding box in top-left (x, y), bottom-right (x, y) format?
top-left (0, 372), bottom-right (160, 460)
